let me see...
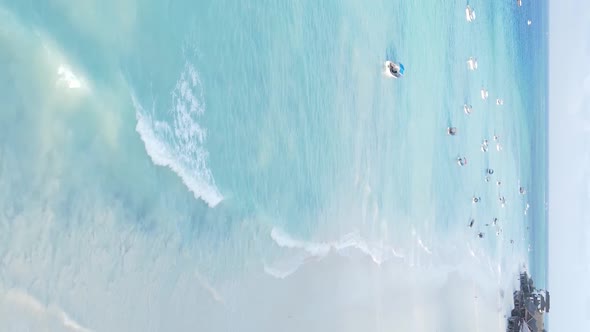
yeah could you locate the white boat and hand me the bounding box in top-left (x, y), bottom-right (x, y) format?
top-left (480, 88), bottom-right (489, 100)
top-left (465, 5), bottom-right (476, 22)
top-left (384, 61), bottom-right (405, 79)
top-left (467, 57), bottom-right (478, 70)
top-left (481, 140), bottom-right (489, 152)
top-left (464, 104), bottom-right (473, 115)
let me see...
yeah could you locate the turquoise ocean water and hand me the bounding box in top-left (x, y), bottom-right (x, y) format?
top-left (0, 0), bottom-right (547, 331)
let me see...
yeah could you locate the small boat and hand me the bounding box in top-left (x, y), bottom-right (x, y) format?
top-left (465, 6), bottom-right (476, 22)
top-left (481, 140), bottom-right (489, 152)
top-left (517, 0), bottom-right (522, 7)
top-left (384, 61), bottom-right (405, 78)
top-left (480, 88), bottom-right (489, 100)
top-left (467, 57), bottom-right (478, 70)
top-left (464, 104), bottom-right (473, 115)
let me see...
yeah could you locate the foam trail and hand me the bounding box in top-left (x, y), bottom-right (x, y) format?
top-left (263, 265), bottom-right (295, 279)
top-left (1, 288), bottom-right (92, 332)
top-left (417, 238), bottom-right (433, 255)
top-left (391, 247), bottom-right (405, 258)
top-left (195, 270), bottom-right (225, 304)
top-left (56, 65), bottom-right (82, 89)
top-left (267, 227), bottom-right (405, 278)
top-left (263, 254), bottom-right (310, 279)
top-left (132, 62), bottom-right (222, 207)
top-left (270, 228), bottom-right (331, 257)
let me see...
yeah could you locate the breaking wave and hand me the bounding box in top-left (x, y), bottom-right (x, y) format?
top-left (264, 227), bottom-right (406, 279)
top-left (132, 62), bottom-right (222, 207)
top-left (0, 288), bottom-right (92, 332)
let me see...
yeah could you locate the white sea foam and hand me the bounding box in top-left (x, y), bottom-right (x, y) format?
top-left (261, 227), bottom-right (520, 332)
top-left (417, 237), bottom-right (433, 255)
top-left (269, 228), bottom-right (331, 257)
top-left (266, 227), bottom-right (405, 278)
top-left (56, 65), bottom-right (82, 89)
top-left (0, 288), bottom-right (92, 332)
top-left (132, 62), bottom-right (222, 207)
top-left (263, 253), bottom-right (310, 279)
top-left (195, 270), bottom-right (225, 304)
top-left (263, 265), bottom-right (296, 279)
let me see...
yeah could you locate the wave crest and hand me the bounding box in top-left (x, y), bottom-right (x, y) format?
top-left (0, 288), bottom-right (92, 332)
top-left (132, 62), bottom-right (222, 207)
top-left (265, 228), bottom-right (405, 279)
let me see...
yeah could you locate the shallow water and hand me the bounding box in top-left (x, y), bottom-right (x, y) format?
top-left (0, 0), bottom-right (547, 331)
